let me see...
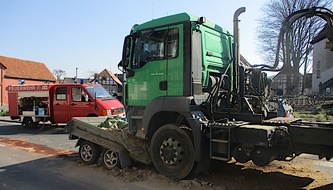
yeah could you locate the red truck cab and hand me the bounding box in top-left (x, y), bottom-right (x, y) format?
top-left (7, 83), bottom-right (125, 127)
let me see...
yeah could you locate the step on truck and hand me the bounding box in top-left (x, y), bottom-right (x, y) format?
top-left (66, 7), bottom-right (333, 179)
top-left (7, 83), bottom-right (125, 127)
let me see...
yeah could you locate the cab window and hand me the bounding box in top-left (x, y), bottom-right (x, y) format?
top-left (72, 87), bottom-right (88, 102)
top-left (56, 87), bottom-right (67, 100)
top-left (131, 28), bottom-right (179, 69)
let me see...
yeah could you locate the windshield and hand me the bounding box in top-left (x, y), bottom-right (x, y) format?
top-left (84, 86), bottom-right (114, 99)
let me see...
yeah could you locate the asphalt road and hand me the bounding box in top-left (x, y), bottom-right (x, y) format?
top-left (1, 116), bottom-right (333, 189)
top-left (0, 118), bottom-right (181, 190)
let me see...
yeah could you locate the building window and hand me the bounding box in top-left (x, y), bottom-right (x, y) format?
top-left (316, 61), bottom-right (321, 78)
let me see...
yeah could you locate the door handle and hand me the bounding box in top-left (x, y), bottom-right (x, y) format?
top-left (55, 103), bottom-right (60, 105)
top-left (159, 80), bottom-right (167, 90)
top-left (71, 103), bottom-right (77, 106)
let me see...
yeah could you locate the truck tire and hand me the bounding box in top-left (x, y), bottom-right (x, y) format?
top-left (23, 117), bottom-right (38, 128)
top-left (149, 124), bottom-right (195, 179)
top-left (79, 141), bottom-right (101, 165)
top-left (102, 149), bottom-right (120, 169)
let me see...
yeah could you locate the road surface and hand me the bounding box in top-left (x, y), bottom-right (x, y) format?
top-left (0, 117), bottom-right (332, 189)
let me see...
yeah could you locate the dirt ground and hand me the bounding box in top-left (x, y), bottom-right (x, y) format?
top-left (76, 154), bottom-right (333, 190)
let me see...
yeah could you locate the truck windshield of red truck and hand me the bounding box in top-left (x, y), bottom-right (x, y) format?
top-left (84, 86), bottom-right (114, 99)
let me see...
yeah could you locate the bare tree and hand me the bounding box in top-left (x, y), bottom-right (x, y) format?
top-left (53, 69), bottom-right (66, 81)
top-left (257, 0), bottom-right (332, 95)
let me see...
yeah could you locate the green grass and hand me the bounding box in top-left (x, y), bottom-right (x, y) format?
top-left (294, 112), bottom-right (333, 122)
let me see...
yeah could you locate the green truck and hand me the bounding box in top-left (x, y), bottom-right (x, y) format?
top-left (67, 7), bottom-right (333, 179)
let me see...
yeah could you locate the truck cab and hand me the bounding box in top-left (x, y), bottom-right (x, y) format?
top-left (49, 83), bottom-right (124, 123)
top-left (120, 13), bottom-right (240, 179)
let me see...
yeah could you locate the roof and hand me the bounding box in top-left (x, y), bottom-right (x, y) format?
top-left (96, 69), bottom-right (122, 86)
top-left (240, 54), bottom-right (251, 67)
top-left (133, 12), bottom-right (231, 35)
top-left (311, 25), bottom-right (327, 44)
top-left (62, 77), bottom-right (91, 84)
top-left (0, 56), bottom-right (56, 82)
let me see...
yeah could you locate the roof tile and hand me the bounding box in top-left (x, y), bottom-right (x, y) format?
top-left (0, 56), bottom-right (56, 82)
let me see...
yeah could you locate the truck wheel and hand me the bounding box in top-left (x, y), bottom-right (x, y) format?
top-left (149, 124), bottom-right (195, 179)
top-left (250, 147), bottom-right (274, 167)
top-left (232, 145), bottom-right (250, 163)
top-left (23, 117), bottom-right (38, 128)
top-left (79, 141), bottom-right (101, 165)
top-left (102, 149), bottom-right (119, 169)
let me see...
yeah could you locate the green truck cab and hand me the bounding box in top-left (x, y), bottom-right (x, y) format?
top-left (120, 12), bottom-right (266, 179)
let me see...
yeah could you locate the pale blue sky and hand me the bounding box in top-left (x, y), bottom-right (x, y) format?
top-left (1, 0), bottom-right (266, 78)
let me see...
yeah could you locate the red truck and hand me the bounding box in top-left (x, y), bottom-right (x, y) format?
top-left (7, 83), bottom-right (125, 127)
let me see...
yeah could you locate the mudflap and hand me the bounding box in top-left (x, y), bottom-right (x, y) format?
top-left (194, 137), bottom-right (211, 174)
top-left (187, 117), bottom-right (211, 174)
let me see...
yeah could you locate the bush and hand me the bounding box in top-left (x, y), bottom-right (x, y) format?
top-left (0, 110), bottom-right (9, 116)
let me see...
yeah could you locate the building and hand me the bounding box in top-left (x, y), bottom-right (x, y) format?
top-left (312, 25), bottom-right (333, 96)
top-left (93, 69), bottom-right (123, 100)
top-left (0, 56), bottom-right (56, 106)
top-left (270, 70), bottom-right (303, 96)
top-left (270, 70), bottom-right (312, 96)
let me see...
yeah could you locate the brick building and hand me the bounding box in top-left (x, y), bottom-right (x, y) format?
top-left (0, 56), bottom-right (56, 106)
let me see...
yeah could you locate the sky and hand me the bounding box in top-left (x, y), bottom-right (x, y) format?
top-left (0, 0), bottom-right (267, 78)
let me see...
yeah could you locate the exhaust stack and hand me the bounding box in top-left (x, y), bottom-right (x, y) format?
top-left (233, 7), bottom-right (246, 94)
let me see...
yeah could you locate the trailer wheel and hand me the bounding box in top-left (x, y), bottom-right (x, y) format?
top-left (79, 141), bottom-right (101, 165)
top-left (149, 124), bottom-right (195, 179)
top-left (102, 149), bottom-right (119, 169)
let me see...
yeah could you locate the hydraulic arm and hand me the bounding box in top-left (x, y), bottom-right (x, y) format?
top-left (253, 7), bottom-right (333, 71)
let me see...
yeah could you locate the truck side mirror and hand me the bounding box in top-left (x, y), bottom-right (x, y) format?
top-left (122, 35), bottom-right (132, 68)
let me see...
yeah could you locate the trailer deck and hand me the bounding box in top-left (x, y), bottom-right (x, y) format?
top-left (65, 117), bottom-right (151, 165)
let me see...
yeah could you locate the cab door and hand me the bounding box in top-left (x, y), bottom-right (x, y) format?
top-left (126, 25), bottom-right (183, 106)
top-left (52, 86), bottom-right (70, 123)
top-left (69, 87), bottom-right (91, 118)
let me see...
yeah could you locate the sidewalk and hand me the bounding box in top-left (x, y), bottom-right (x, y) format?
top-left (0, 105), bottom-right (8, 111)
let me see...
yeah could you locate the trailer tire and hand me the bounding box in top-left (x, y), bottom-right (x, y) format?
top-left (102, 149), bottom-right (120, 169)
top-left (79, 141), bottom-right (101, 165)
top-left (149, 124), bottom-right (195, 179)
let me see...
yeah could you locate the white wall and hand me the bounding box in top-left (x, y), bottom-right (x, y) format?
top-left (312, 38), bottom-right (333, 94)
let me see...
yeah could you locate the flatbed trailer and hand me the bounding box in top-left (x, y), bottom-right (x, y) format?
top-left (65, 117), bottom-right (150, 169)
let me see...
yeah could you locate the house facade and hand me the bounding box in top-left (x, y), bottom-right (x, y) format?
top-left (271, 71), bottom-right (303, 96)
top-left (0, 56), bottom-right (56, 106)
top-left (93, 69), bottom-right (123, 100)
top-left (312, 35), bottom-right (333, 96)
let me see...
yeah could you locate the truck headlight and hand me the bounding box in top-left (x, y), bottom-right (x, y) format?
top-left (102, 109), bottom-right (112, 116)
top-left (112, 108), bottom-right (125, 115)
